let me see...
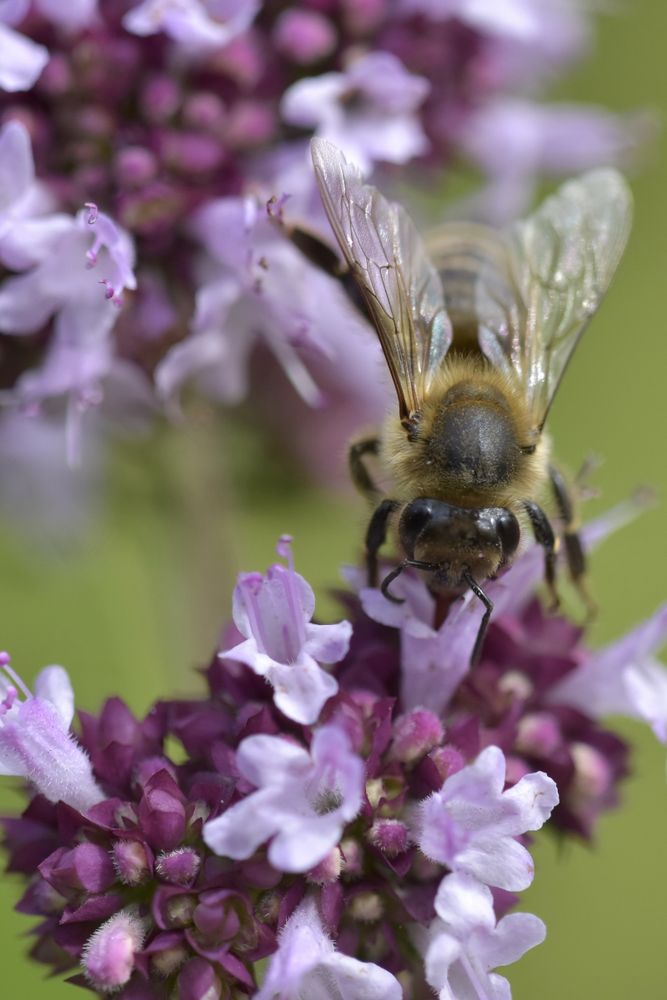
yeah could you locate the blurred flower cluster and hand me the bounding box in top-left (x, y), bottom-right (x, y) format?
top-left (0, 0), bottom-right (643, 513)
top-left (3, 525), bottom-right (667, 998)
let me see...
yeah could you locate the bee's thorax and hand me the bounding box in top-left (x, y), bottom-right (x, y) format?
top-left (427, 381), bottom-right (518, 489)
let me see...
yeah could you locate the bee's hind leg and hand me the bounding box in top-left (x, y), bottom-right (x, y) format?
top-left (522, 500), bottom-right (559, 613)
top-left (549, 465), bottom-right (597, 621)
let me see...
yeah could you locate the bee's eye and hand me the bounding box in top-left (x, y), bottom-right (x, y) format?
top-left (496, 510), bottom-right (520, 557)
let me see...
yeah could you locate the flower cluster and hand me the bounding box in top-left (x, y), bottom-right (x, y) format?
top-left (3, 526), bottom-right (667, 998)
top-left (0, 0), bottom-right (643, 488)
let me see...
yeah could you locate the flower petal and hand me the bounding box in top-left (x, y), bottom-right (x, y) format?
top-left (483, 912), bottom-right (546, 969)
top-left (0, 22), bottom-right (49, 92)
top-left (202, 789), bottom-right (279, 859)
top-left (33, 665), bottom-right (75, 727)
top-left (455, 835), bottom-right (535, 892)
top-left (267, 655), bottom-right (338, 725)
top-left (434, 872), bottom-right (496, 937)
top-left (236, 733), bottom-right (310, 788)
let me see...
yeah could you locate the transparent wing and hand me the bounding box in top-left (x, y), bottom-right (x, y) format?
top-left (429, 169), bottom-right (632, 430)
top-left (311, 138), bottom-right (451, 424)
top-left (505, 169), bottom-right (633, 427)
top-left (425, 221), bottom-right (523, 362)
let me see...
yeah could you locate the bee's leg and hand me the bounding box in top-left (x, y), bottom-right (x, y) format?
top-left (463, 570), bottom-right (494, 666)
top-left (367, 499), bottom-right (400, 587)
top-left (522, 500), bottom-right (559, 612)
top-left (549, 465), bottom-right (597, 620)
top-left (349, 437), bottom-right (382, 501)
top-left (267, 206), bottom-right (371, 322)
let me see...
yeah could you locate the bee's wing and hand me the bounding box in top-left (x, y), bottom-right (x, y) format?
top-left (311, 138), bottom-right (451, 423)
top-left (430, 170), bottom-right (632, 429)
top-left (505, 169), bottom-right (632, 427)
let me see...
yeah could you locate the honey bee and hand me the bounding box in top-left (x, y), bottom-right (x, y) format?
top-left (307, 138), bottom-right (632, 663)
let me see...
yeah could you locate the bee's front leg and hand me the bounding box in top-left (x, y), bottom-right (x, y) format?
top-left (522, 500), bottom-right (559, 612)
top-left (365, 498), bottom-right (400, 588)
top-left (549, 465), bottom-right (597, 621)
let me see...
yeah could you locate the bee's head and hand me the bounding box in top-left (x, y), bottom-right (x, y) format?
top-left (398, 498), bottom-right (520, 586)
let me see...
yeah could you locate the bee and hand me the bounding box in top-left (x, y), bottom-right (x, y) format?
top-left (306, 138), bottom-right (632, 662)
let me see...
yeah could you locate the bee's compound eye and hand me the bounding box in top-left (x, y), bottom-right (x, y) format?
top-left (399, 499), bottom-right (436, 552)
top-left (496, 510), bottom-right (520, 558)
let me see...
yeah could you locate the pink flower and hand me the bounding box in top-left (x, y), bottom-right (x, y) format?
top-left (256, 897), bottom-right (402, 1000)
top-left (123, 0), bottom-right (260, 54)
top-left (0, 654), bottom-right (104, 812)
top-left (0, 19), bottom-right (48, 93)
top-left (219, 537), bottom-right (350, 723)
top-left (415, 745), bottom-right (558, 891)
top-left (548, 603), bottom-right (667, 742)
top-left (421, 872), bottom-right (546, 1000)
top-left (203, 724), bottom-right (364, 872)
top-left (281, 51), bottom-right (430, 173)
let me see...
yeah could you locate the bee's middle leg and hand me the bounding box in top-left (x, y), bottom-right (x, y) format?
top-left (549, 465), bottom-right (597, 620)
top-left (522, 500), bottom-right (559, 612)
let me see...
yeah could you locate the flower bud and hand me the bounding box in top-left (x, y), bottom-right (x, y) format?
top-left (307, 847), bottom-right (343, 884)
top-left (274, 10), bottom-right (337, 64)
top-left (112, 839), bottom-right (152, 886)
top-left (156, 847), bottom-right (201, 886)
top-left (516, 713), bottom-right (562, 756)
top-left (82, 908), bottom-right (146, 992)
top-left (367, 818), bottom-right (409, 858)
top-left (390, 709), bottom-right (444, 764)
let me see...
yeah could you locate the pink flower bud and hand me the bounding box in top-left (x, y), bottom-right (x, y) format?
top-left (112, 839), bottom-right (152, 886)
top-left (391, 709), bottom-right (444, 764)
top-left (82, 908), bottom-right (146, 991)
top-left (274, 10), bottom-right (337, 64)
top-left (368, 818), bottom-right (410, 857)
top-left (307, 846), bottom-right (343, 884)
top-left (156, 847), bottom-right (201, 886)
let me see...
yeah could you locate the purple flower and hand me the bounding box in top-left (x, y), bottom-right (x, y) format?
top-left (0, 120), bottom-right (70, 270)
top-left (203, 724), bottom-right (364, 872)
top-left (123, 0), bottom-right (260, 53)
top-left (157, 193), bottom-right (372, 410)
top-left (1, 522), bottom-right (659, 995)
top-left (256, 896), bottom-right (402, 1000)
top-left (219, 537), bottom-right (350, 724)
top-left (398, 0), bottom-right (577, 44)
top-left (352, 568), bottom-right (485, 715)
top-left (0, 137), bottom-right (137, 463)
top-left (421, 871), bottom-right (546, 1000)
top-left (415, 745), bottom-right (558, 891)
top-left (0, 0), bottom-right (645, 507)
top-left (273, 9), bottom-right (338, 65)
top-left (457, 97), bottom-right (647, 222)
top-left (32, 0), bottom-right (98, 31)
top-left (0, 655), bottom-right (104, 812)
top-left (548, 603), bottom-right (667, 742)
top-left (281, 51), bottom-right (430, 172)
top-left (0, 18), bottom-right (48, 93)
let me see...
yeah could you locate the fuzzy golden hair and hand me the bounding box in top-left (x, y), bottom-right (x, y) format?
top-left (380, 355), bottom-right (551, 514)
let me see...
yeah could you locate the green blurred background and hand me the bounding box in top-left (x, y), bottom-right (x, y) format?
top-left (2, 1), bottom-right (667, 995)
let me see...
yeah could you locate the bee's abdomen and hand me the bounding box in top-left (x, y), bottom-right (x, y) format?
top-left (428, 385), bottom-right (519, 488)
